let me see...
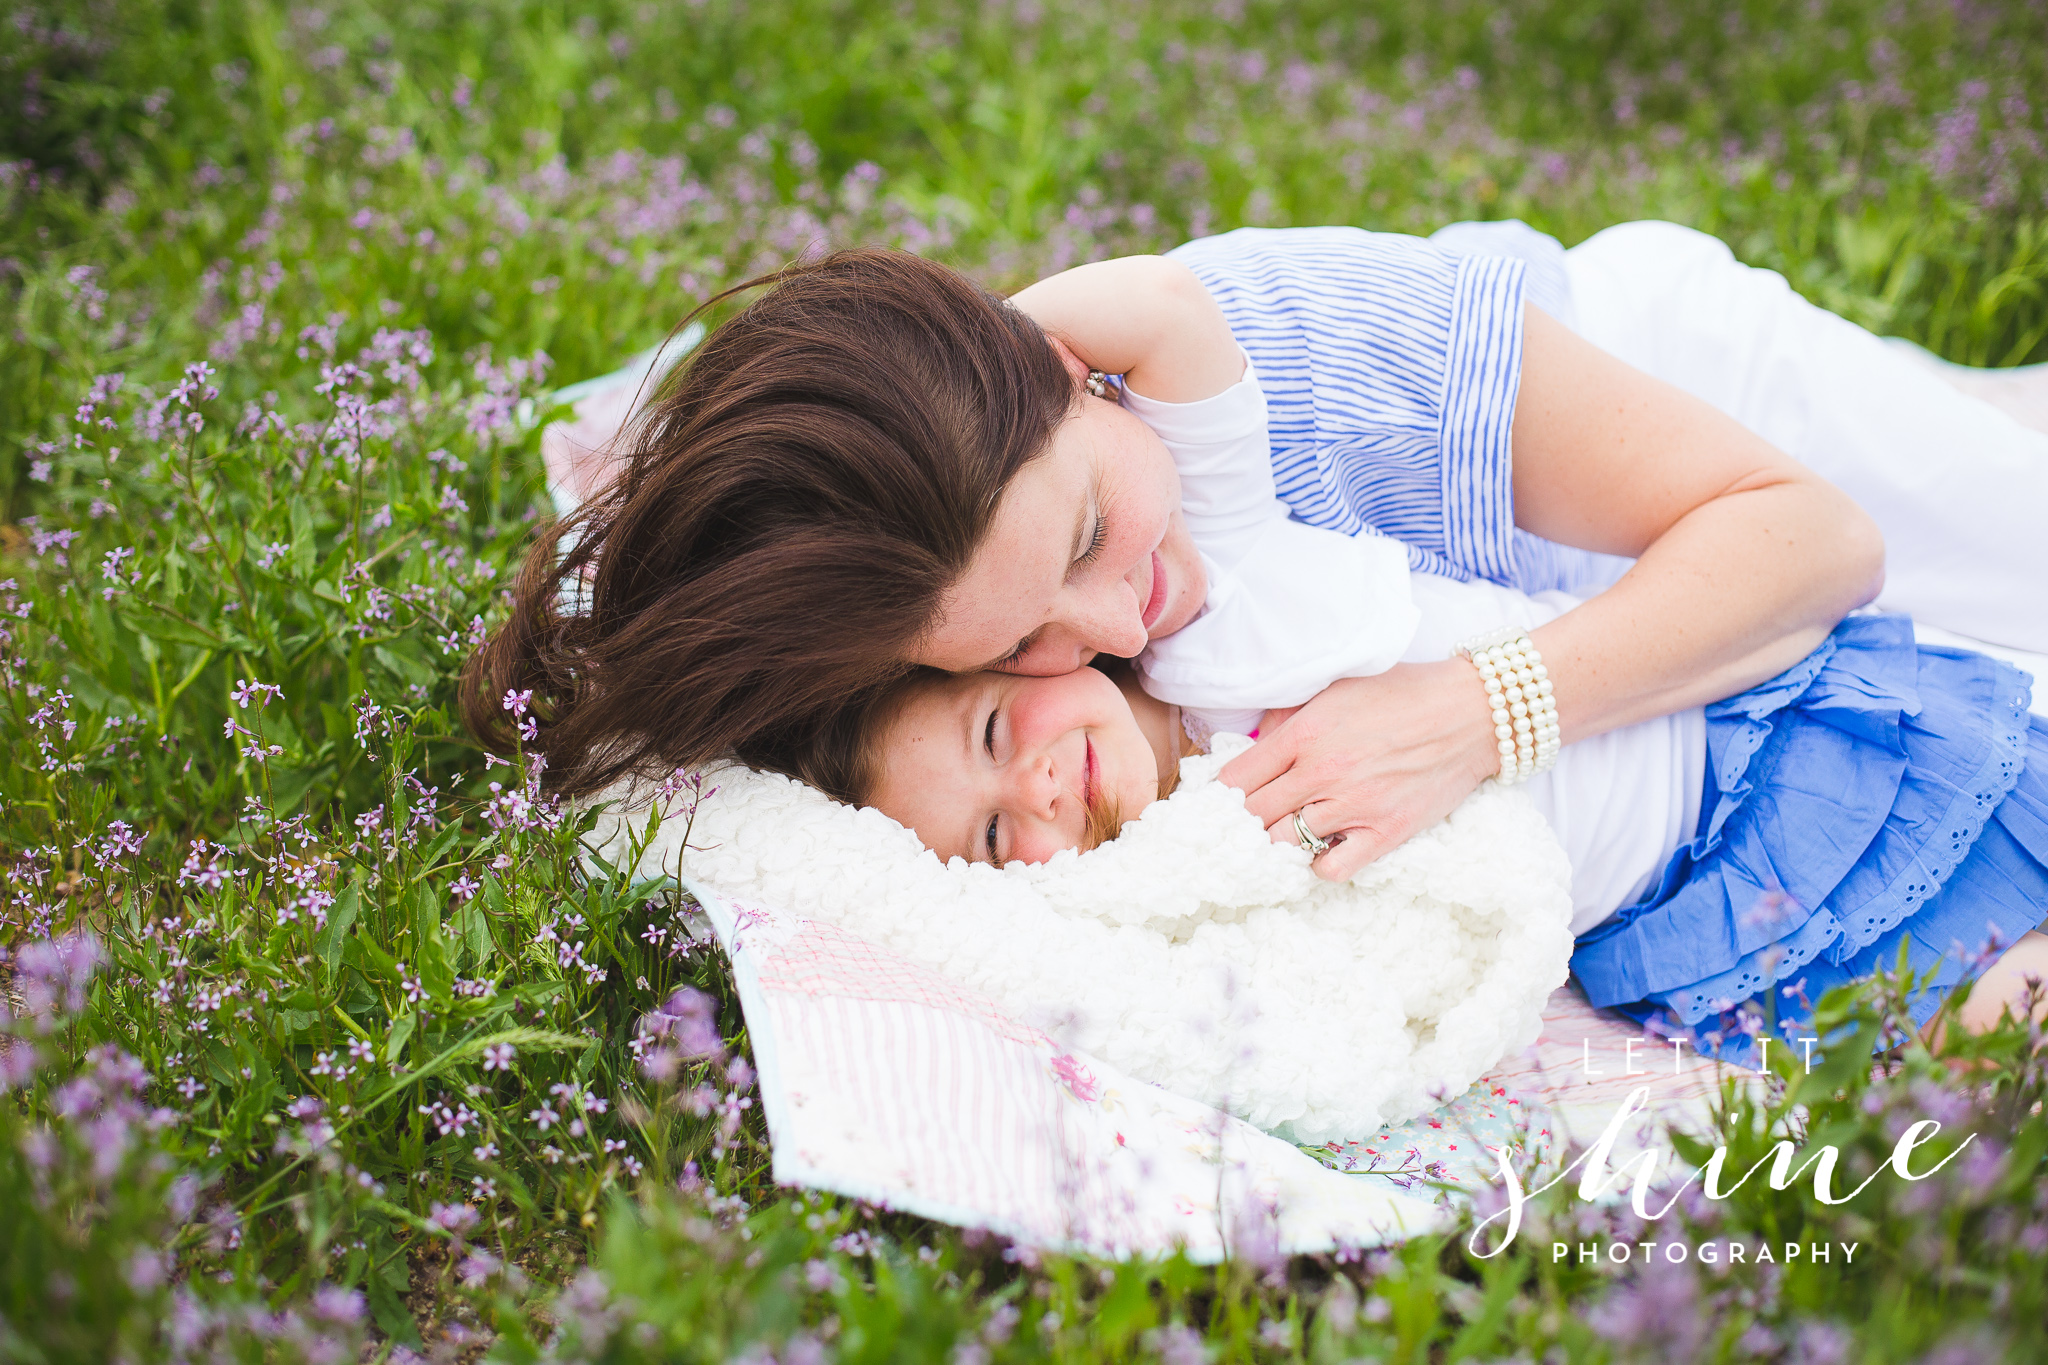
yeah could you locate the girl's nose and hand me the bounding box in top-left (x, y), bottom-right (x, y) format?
top-left (1006, 751), bottom-right (1062, 819)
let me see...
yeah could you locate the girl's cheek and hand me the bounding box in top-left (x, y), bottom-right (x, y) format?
top-left (1011, 826), bottom-right (1063, 865)
top-left (1011, 677), bottom-right (1089, 748)
top-left (1002, 688), bottom-right (1047, 750)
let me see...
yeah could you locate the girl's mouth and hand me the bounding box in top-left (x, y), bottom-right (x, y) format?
top-left (1083, 736), bottom-right (1099, 809)
top-left (1140, 550), bottom-right (1170, 631)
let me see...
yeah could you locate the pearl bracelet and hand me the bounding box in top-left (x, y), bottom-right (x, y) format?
top-left (1455, 627), bottom-right (1560, 785)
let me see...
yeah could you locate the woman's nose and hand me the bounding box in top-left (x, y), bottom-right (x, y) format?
top-left (1075, 576), bottom-right (1149, 658)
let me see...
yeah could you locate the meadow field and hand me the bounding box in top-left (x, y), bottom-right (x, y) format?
top-left (3, 0), bottom-right (2047, 1360)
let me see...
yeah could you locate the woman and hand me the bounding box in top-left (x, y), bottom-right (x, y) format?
top-left (477, 221), bottom-right (2046, 888)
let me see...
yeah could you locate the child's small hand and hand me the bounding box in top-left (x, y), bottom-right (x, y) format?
top-left (1009, 255), bottom-right (1243, 404)
top-left (1252, 705), bottom-right (1302, 739)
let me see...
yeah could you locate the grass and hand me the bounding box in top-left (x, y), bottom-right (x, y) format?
top-left (1, 0), bottom-right (2045, 1360)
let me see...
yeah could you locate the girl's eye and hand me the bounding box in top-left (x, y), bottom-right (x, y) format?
top-left (984, 814), bottom-right (1000, 864)
top-left (983, 707), bottom-right (999, 759)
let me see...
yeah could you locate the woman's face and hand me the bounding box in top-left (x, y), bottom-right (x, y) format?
top-left (911, 397), bottom-right (1207, 676)
top-left (867, 666), bottom-right (1160, 866)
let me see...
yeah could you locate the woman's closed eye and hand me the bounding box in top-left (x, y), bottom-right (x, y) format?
top-left (1076, 511), bottom-right (1107, 568)
top-left (990, 510), bottom-right (1107, 672)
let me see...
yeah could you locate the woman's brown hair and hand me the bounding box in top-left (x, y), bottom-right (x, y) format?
top-left (463, 248), bottom-right (1074, 798)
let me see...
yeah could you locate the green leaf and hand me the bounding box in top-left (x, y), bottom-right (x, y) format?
top-left (374, 643), bottom-right (435, 688)
top-left (290, 496), bottom-right (316, 576)
top-left (364, 1026), bottom-right (595, 1114)
top-left (318, 882), bottom-right (361, 978)
top-left (319, 701), bottom-right (352, 746)
top-left (451, 896), bottom-right (493, 966)
top-left (417, 819), bottom-right (465, 872)
top-left (267, 758), bottom-right (331, 815)
top-left (220, 1053), bottom-right (280, 1149)
top-left (344, 920), bottom-right (400, 982)
top-left (417, 928), bottom-right (456, 1002)
top-left (1092, 1267), bottom-right (1157, 1350)
top-left (365, 1256), bottom-right (422, 1347)
top-left (143, 615), bottom-right (223, 649)
top-left (386, 1011), bottom-right (418, 1065)
top-left (409, 876), bottom-right (443, 942)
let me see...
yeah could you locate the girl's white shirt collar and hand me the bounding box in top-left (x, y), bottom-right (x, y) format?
top-left (1122, 352), bottom-right (1421, 717)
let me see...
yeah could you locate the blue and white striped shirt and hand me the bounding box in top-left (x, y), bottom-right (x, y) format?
top-left (1168, 223), bottom-right (1620, 596)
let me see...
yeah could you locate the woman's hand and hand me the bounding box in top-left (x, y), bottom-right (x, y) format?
top-left (1227, 303), bottom-right (1885, 880)
top-left (1223, 661), bottom-right (1500, 880)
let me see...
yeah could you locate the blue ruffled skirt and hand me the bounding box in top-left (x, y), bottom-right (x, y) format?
top-left (1571, 613), bottom-right (2048, 1066)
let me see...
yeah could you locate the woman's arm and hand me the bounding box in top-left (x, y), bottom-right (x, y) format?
top-left (1511, 304), bottom-right (1886, 731)
top-left (1007, 256), bottom-right (1244, 402)
top-left (1222, 303), bottom-right (1886, 879)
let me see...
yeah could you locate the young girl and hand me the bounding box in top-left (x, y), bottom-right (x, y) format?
top-left (830, 605), bottom-right (2048, 1067)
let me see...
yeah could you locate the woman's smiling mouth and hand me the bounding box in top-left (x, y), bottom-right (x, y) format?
top-left (1140, 550), bottom-right (1169, 630)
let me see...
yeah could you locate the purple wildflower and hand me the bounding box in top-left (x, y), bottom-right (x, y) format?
top-left (638, 986), bottom-right (727, 1062)
top-left (1144, 1324), bottom-right (1207, 1365)
top-left (429, 1201), bottom-right (480, 1237)
top-left (457, 1251), bottom-right (503, 1288)
top-left (1585, 1258), bottom-right (1706, 1362)
top-left (309, 1285), bottom-right (366, 1326)
top-left (1785, 1320), bottom-right (1852, 1365)
top-left (12, 933), bottom-right (104, 1026)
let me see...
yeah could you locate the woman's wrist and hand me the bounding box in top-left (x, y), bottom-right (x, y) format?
top-left (1454, 629), bottom-right (1561, 784)
top-left (1423, 657), bottom-right (1513, 789)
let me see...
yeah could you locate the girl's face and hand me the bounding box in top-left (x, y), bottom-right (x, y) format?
top-left (911, 397), bottom-right (1207, 677)
top-left (867, 666), bottom-right (1160, 866)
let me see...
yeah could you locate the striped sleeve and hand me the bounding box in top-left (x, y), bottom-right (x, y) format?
top-left (1439, 251), bottom-right (1526, 583)
top-left (1167, 227), bottom-right (1530, 586)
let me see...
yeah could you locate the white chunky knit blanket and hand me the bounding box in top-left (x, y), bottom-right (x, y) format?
top-left (588, 735), bottom-right (1576, 1143)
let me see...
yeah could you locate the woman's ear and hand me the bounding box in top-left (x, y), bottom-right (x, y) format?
top-left (1043, 332), bottom-right (1094, 387)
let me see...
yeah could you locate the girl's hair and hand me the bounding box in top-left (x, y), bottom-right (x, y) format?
top-left (464, 248), bottom-right (1075, 798)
